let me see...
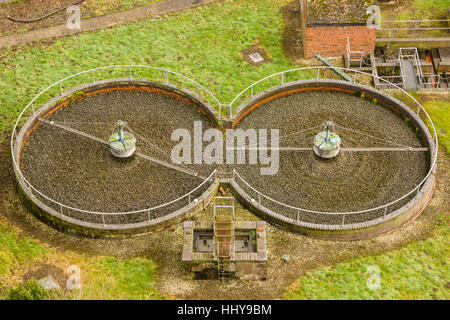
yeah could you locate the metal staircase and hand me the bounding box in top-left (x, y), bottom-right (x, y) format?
top-left (399, 48), bottom-right (422, 90)
top-left (213, 196), bottom-right (235, 282)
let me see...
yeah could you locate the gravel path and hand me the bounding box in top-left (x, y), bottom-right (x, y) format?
top-left (233, 90), bottom-right (429, 224)
top-left (20, 89), bottom-right (216, 224)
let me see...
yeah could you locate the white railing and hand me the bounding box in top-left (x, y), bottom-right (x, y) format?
top-left (399, 47), bottom-right (423, 85)
top-left (378, 19), bottom-right (450, 39)
top-left (12, 65), bottom-right (438, 228)
top-left (228, 68), bottom-right (438, 227)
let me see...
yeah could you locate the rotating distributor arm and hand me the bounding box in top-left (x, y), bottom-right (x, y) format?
top-left (39, 118), bottom-right (206, 180)
top-left (313, 121), bottom-right (341, 158)
top-left (109, 120), bottom-right (137, 158)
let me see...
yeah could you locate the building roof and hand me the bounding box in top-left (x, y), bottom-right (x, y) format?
top-left (306, 0), bottom-right (375, 25)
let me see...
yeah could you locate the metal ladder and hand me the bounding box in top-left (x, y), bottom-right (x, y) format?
top-left (346, 37), bottom-right (364, 69)
top-left (213, 196), bottom-right (235, 282)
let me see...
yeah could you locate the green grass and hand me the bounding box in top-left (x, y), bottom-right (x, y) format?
top-left (410, 0), bottom-right (450, 20)
top-left (67, 256), bottom-right (162, 300)
top-left (85, 0), bottom-right (164, 17)
top-left (424, 101), bottom-right (450, 156)
top-left (382, 0), bottom-right (450, 20)
top-left (0, 0), bottom-right (27, 5)
top-left (0, 0), bottom-right (310, 132)
top-left (0, 224), bottom-right (46, 277)
top-left (285, 215), bottom-right (450, 300)
top-left (0, 220), bottom-right (161, 299)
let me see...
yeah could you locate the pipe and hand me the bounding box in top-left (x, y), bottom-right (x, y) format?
top-left (7, 0), bottom-right (85, 23)
top-left (315, 54), bottom-right (353, 82)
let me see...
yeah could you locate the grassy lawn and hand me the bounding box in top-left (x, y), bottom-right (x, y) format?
top-left (0, 0), bottom-right (311, 132)
top-left (66, 256), bottom-right (161, 299)
top-left (285, 215), bottom-right (449, 300)
top-left (379, 0), bottom-right (450, 38)
top-left (0, 220), bottom-right (162, 299)
top-left (424, 100), bottom-right (450, 156)
top-left (381, 0), bottom-right (450, 21)
top-left (0, 224), bottom-right (46, 277)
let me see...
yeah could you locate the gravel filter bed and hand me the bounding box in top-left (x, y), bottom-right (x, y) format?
top-left (20, 89), bottom-right (216, 224)
top-left (233, 90), bottom-right (429, 225)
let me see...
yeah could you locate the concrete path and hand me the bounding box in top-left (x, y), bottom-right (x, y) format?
top-left (0, 0), bottom-right (216, 48)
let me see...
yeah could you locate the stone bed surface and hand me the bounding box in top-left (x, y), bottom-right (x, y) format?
top-left (233, 90), bottom-right (429, 224)
top-left (20, 89), bottom-right (216, 224)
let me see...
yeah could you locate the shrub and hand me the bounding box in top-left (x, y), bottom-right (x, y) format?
top-left (6, 280), bottom-right (58, 300)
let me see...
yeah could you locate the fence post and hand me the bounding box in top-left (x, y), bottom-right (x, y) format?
top-left (384, 206), bottom-right (388, 219)
top-left (281, 73), bottom-right (284, 85)
top-left (129, 67), bottom-right (132, 79)
top-left (60, 82), bottom-right (63, 96)
top-left (102, 214), bottom-right (106, 227)
top-left (92, 71), bottom-right (95, 83)
top-left (341, 214), bottom-right (345, 227)
top-left (317, 68), bottom-right (320, 80)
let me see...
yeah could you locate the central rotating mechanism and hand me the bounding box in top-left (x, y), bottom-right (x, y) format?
top-left (109, 120), bottom-right (136, 158)
top-left (313, 121), bottom-right (341, 158)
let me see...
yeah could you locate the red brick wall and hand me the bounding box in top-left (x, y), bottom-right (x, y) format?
top-left (302, 25), bottom-right (377, 59)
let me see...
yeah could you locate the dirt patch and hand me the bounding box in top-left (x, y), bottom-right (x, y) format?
top-left (22, 263), bottom-right (66, 289)
top-left (241, 41), bottom-right (272, 67)
top-left (281, 0), bottom-right (303, 62)
top-left (0, 0), bottom-right (82, 37)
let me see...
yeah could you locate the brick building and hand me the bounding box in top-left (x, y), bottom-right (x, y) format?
top-left (300, 0), bottom-right (377, 59)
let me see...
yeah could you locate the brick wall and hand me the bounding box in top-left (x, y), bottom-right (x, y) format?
top-left (302, 25), bottom-right (377, 59)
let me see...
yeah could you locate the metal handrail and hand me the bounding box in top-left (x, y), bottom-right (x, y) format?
top-left (16, 164), bottom-right (215, 216)
top-left (12, 65), bottom-right (438, 223)
top-left (229, 68), bottom-right (438, 222)
top-left (378, 19), bottom-right (450, 39)
top-left (11, 65), bottom-right (222, 219)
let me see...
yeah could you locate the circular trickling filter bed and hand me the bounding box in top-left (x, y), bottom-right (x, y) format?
top-left (233, 89), bottom-right (431, 226)
top-left (19, 87), bottom-right (216, 226)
